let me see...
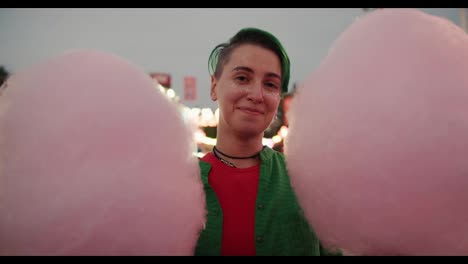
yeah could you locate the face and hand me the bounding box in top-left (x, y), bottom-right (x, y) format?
top-left (211, 44), bottom-right (282, 138)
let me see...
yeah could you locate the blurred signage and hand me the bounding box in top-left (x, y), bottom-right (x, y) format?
top-left (184, 76), bottom-right (197, 101)
top-left (150, 72), bottom-right (171, 88)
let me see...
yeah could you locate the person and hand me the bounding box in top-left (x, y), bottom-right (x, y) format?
top-left (273, 91), bottom-right (294, 153)
top-left (194, 27), bottom-right (341, 256)
top-left (0, 66), bottom-right (9, 96)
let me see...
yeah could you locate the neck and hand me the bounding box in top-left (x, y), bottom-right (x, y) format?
top-left (214, 124), bottom-right (264, 168)
top-left (216, 124), bottom-right (264, 156)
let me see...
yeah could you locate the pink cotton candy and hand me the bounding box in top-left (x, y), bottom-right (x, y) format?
top-left (0, 50), bottom-right (206, 255)
top-left (286, 9), bottom-right (468, 256)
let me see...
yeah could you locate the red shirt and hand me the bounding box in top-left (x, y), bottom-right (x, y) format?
top-left (201, 152), bottom-right (260, 256)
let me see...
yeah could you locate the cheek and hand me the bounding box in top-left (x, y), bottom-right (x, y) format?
top-left (218, 90), bottom-right (243, 118)
top-left (222, 86), bottom-right (248, 105)
top-left (266, 96), bottom-right (281, 113)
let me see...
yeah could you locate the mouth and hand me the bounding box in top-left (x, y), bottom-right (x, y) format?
top-left (237, 107), bottom-right (264, 115)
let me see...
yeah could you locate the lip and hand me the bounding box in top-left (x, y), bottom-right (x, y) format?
top-left (238, 107), bottom-right (264, 115)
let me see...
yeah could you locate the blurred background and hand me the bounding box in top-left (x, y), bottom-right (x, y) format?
top-left (1, 8), bottom-right (466, 155)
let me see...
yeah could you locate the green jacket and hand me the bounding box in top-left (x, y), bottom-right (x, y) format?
top-left (194, 147), bottom-right (340, 256)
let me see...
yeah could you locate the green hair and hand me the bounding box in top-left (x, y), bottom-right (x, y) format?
top-left (208, 27), bottom-right (291, 94)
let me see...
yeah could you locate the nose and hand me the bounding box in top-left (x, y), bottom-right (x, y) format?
top-left (246, 80), bottom-right (264, 103)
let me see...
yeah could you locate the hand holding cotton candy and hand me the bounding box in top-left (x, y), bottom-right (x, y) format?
top-left (0, 51), bottom-right (205, 255)
top-left (286, 9), bottom-right (468, 255)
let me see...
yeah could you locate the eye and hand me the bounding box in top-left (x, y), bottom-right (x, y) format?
top-left (265, 82), bottom-right (279, 90)
top-left (235, 75), bottom-right (249, 83)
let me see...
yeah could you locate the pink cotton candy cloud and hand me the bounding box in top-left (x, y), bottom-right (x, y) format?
top-left (286, 9), bottom-right (468, 256)
top-left (0, 50), bottom-right (205, 255)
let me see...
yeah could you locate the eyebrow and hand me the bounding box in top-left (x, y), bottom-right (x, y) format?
top-left (232, 66), bottom-right (281, 80)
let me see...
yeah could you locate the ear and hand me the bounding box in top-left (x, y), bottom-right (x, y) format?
top-left (210, 75), bottom-right (218, 101)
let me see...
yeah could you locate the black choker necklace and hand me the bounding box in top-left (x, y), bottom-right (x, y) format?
top-left (212, 146), bottom-right (265, 168)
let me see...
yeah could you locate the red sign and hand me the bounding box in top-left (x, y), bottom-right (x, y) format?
top-left (184, 76), bottom-right (197, 101)
top-left (149, 72), bottom-right (171, 88)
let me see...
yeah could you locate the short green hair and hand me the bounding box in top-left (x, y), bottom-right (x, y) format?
top-left (208, 27), bottom-right (291, 94)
